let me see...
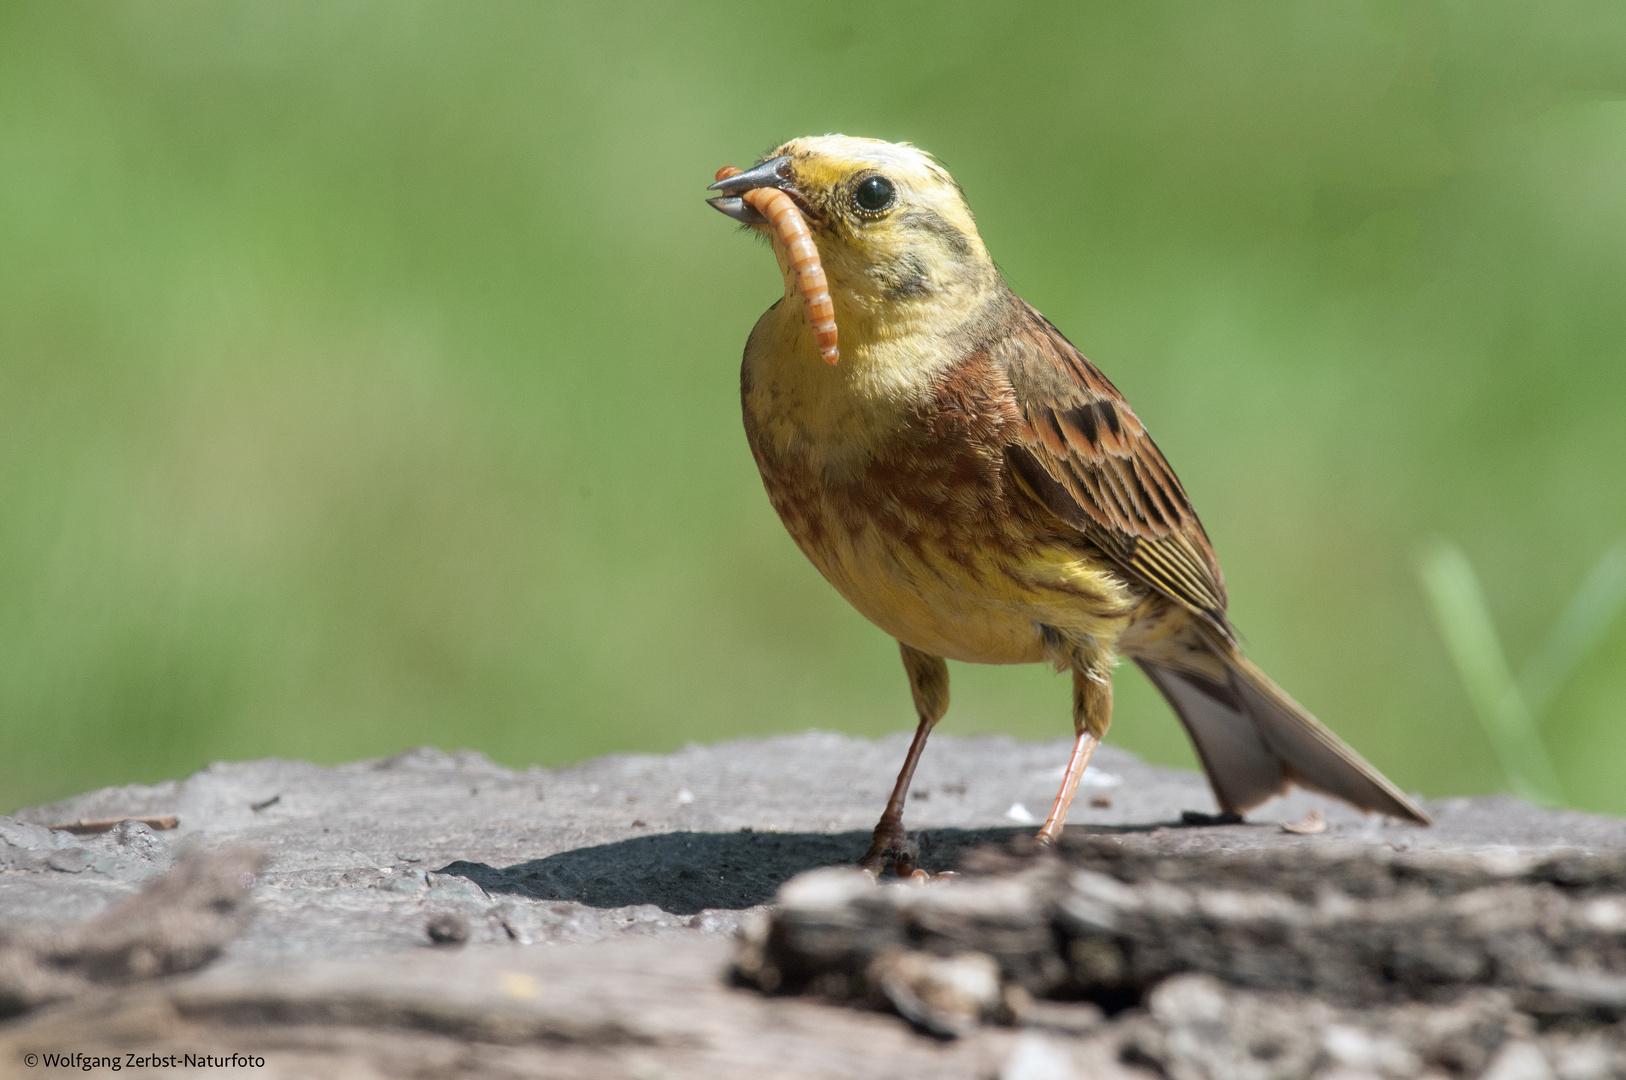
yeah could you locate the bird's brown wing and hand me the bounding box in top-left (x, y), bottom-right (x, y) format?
top-left (995, 303), bottom-right (1428, 824)
top-left (997, 301), bottom-right (1233, 639)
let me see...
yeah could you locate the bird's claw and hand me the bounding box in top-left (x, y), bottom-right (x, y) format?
top-left (905, 868), bottom-right (958, 886)
top-left (858, 820), bottom-right (920, 877)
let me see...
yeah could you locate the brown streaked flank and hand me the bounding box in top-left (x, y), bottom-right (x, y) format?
top-left (708, 135), bottom-right (1428, 875)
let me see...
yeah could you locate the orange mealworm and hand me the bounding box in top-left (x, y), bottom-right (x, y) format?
top-left (715, 165), bottom-right (839, 365)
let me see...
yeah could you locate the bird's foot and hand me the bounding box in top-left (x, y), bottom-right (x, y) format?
top-left (858, 819), bottom-right (920, 877)
top-left (904, 868), bottom-right (958, 886)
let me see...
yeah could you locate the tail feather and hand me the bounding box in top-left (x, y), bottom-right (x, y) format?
top-left (1138, 649), bottom-right (1430, 825)
top-left (1135, 661), bottom-right (1289, 812)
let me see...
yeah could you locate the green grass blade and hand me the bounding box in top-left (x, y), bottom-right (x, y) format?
top-left (1518, 541), bottom-right (1626, 720)
top-left (1417, 541), bottom-right (1567, 806)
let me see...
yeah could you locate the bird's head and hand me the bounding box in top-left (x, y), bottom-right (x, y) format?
top-left (708, 136), bottom-right (999, 321)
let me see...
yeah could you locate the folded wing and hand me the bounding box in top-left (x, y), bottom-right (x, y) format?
top-left (997, 301), bottom-right (1231, 639)
top-left (996, 300), bottom-right (1429, 824)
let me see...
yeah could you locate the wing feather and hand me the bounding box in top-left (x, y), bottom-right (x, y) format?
top-left (998, 301), bottom-right (1232, 637)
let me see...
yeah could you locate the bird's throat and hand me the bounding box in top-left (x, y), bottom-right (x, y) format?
top-left (743, 280), bottom-right (1014, 477)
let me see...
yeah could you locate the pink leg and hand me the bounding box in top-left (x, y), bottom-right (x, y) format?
top-left (1036, 667), bottom-right (1113, 847)
top-left (859, 713), bottom-right (936, 874)
top-left (1036, 730), bottom-right (1101, 845)
top-left (859, 644), bottom-right (950, 876)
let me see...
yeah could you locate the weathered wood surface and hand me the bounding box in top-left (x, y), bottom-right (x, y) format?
top-left (741, 842), bottom-right (1626, 1074)
top-left (1, 734), bottom-right (1624, 1078)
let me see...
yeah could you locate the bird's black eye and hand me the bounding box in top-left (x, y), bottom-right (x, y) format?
top-left (853, 174), bottom-right (896, 214)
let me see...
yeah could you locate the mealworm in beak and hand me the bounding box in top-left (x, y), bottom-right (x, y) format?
top-left (715, 165), bottom-right (839, 365)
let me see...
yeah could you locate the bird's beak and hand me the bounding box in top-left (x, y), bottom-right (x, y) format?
top-left (706, 155), bottom-right (793, 225)
top-left (706, 195), bottom-right (767, 225)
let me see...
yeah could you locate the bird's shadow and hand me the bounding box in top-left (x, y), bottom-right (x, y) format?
top-left (437, 821), bottom-right (1200, 915)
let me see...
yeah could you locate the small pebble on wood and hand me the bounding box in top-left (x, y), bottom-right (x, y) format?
top-left (426, 912), bottom-right (470, 945)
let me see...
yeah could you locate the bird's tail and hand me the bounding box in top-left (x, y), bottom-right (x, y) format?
top-left (1136, 640), bottom-right (1430, 825)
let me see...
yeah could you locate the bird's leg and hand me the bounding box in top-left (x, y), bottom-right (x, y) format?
top-left (859, 643), bottom-right (949, 876)
top-left (860, 716), bottom-right (931, 876)
top-left (1036, 666), bottom-right (1113, 846)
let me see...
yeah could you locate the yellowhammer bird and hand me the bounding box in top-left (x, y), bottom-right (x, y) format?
top-left (707, 135), bottom-right (1429, 875)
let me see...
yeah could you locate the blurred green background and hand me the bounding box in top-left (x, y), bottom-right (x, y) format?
top-left (3, 1), bottom-right (1624, 814)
